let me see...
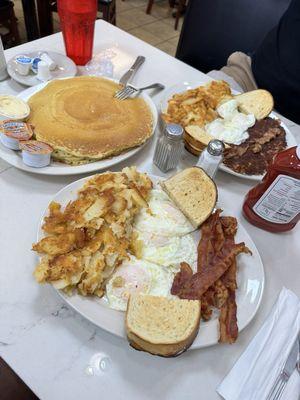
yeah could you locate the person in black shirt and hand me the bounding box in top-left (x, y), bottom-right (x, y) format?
top-left (209, 0), bottom-right (300, 124)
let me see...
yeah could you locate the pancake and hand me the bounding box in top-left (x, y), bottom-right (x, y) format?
top-left (27, 77), bottom-right (154, 165)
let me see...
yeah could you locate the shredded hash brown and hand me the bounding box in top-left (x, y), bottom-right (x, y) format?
top-left (33, 167), bottom-right (152, 297)
top-left (162, 80), bottom-right (232, 128)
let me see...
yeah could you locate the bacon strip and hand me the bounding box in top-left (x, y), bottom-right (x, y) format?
top-left (219, 291), bottom-right (238, 343)
top-left (197, 209), bottom-right (222, 271)
top-left (172, 209), bottom-right (252, 344)
top-left (171, 240), bottom-right (251, 299)
top-left (218, 216), bottom-right (244, 343)
top-left (198, 211), bottom-right (227, 315)
top-left (172, 262), bottom-right (193, 294)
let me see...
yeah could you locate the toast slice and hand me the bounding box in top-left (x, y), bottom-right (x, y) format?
top-left (235, 89), bottom-right (274, 120)
top-left (161, 167), bottom-right (217, 228)
top-left (126, 295), bottom-right (201, 357)
top-left (184, 126), bottom-right (230, 156)
top-left (184, 140), bottom-right (202, 156)
top-left (185, 125), bottom-right (215, 152)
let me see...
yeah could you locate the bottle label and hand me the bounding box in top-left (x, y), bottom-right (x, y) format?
top-left (253, 174), bottom-right (300, 224)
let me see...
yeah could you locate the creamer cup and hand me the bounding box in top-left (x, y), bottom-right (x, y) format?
top-left (20, 140), bottom-right (53, 167)
top-left (15, 55), bottom-right (32, 76)
top-left (37, 60), bottom-right (51, 81)
top-left (31, 57), bottom-right (42, 74)
top-left (40, 52), bottom-right (56, 70)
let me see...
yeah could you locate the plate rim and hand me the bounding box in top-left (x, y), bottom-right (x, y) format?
top-left (0, 77), bottom-right (158, 175)
top-left (36, 172), bottom-right (265, 350)
top-left (6, 50), bottom-right (77, 87)
top-left (160, 80), bottom-right (297, 181)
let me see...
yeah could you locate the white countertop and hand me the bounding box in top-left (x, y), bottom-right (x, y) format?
top-left (0, 20), bottom-right (299, 400)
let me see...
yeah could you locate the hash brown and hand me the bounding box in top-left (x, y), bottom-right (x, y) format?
top-left (162, 80), bottom-right (232, 128)
top-left (33, 167), bottom-right (153, 296)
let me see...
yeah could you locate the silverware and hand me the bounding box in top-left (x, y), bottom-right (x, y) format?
top-left (297, 335), bottom-right (300, 374)
top-left (267, 335), bottom-right (299, 400)
top-left (115, 83), bottom-right (165, 100)
top-left (118, 55), bottom-right (145, 87)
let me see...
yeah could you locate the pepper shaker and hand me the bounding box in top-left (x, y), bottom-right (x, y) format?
top-left (196, 139), bottom-right (224, 179)
top-left (153, 123), bottom-right (184, 173)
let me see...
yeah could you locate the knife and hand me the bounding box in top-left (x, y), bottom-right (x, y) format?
top-left (119, 56), bottom-right (145, 87)
top-left (267, 335), bottom-right (299, 400)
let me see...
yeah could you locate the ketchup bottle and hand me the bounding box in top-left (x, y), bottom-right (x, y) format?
top-left (243, 146), bottom-right (300, 232)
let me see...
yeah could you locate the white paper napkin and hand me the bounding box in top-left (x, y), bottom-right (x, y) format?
top-left (217, 287), bottom-right (300, 400)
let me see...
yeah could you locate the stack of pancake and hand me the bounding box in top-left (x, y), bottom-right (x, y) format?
top-left (27, 76), bottom-right (153, 165)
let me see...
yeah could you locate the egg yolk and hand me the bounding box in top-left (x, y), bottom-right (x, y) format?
top-left (111, 265), bottom-right (151, 302)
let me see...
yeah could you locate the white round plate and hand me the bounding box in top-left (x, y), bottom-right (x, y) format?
top-left (36, 173), bottom-right (265, 350)
top-left (0, 79), bottom-right (158, 175)
top-left (160, 81), bottom-right (297, 181)
top-left (7, 51), bottom-right (77, 87)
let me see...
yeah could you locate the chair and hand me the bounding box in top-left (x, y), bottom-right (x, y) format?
top-left (176, 0), bottom-right (291, 73)
top-left (36, 0), bottom-right (116, 38)
top-left (0, 0), bottom-right (20, 48)
top-left (99, 0), bottom-right (116, 25)
top-left (0, 357), bottom-right (38, 400)
top-left (146, 0), bottom-right (185, 30)
top-left (174, 0), bottom-right (187, 30)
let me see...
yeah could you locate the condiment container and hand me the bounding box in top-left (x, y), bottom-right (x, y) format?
top-left (0, 37), bottom-right (8, 81)
top-left (153, 123), bottom-right (184, 173)
top-left (40, 52), bottom-right (56, 70)
top-left (20, 140), bottom-right (53, 167)
top-left (196, 139), bottom-right (224, 179)
top-left (15, 55), bottom-right (32, 76)
top-left (243, 145), bottom-right (300, 232)
top-left (0, 120), bottom-right (33, 150)
top-left (31, 57), bottom-right (42, 74)
top-left (0, 95), bottom-right (30, 120)
top-left (37, 60), bottom-right (51, 81)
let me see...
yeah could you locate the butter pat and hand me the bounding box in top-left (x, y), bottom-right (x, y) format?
top-left (0, 95), bottom-right (30, 120)
top-left (20, 140), bottom-right (53, 167)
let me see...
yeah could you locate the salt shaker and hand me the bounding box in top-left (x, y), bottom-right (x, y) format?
top-left (0, 37), bottom-right (8, 81)
top-left (196, 139), bottom-right (224, 179)
top-left (153, 123), bottom-right (184, 173)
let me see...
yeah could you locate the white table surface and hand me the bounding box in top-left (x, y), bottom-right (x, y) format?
top-left (0, 20), bottom-right (299, 400)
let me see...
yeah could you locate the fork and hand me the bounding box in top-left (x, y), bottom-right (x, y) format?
top-left (114, 83), bottom-right (165, 100)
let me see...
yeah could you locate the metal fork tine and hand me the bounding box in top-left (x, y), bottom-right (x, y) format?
top-left (115, 86), bottom-right (136, 100)
top-left (114, 87), bottom-right (126, 99)
top-left (118, 90), bottom-right (128, 100)
top-left (119, 87), bottom-right (133, 100)
top-left (115, 87), bottom-right (128, 100)
top-left (114, 89), bottom-right (123, 99)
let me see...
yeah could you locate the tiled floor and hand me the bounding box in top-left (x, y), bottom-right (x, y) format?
top-left (9, 0), bottom-right (183, 57)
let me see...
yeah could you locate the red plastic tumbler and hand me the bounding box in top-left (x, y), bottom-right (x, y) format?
top-left (58, 0), bottom-right (97, 65)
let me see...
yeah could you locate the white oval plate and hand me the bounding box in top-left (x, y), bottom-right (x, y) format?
top-left (160, 81), bottom-right (297, 181)
top-left (7, 51), bottom-right (77, 87)
top-left (0, 79), bottom-right (158, 175)
top-left (36, 173), bottom-right (265, 349)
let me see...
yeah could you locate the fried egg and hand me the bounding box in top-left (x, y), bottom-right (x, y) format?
top-left (105, 256), bottom-right (173, 311)
top-left (206, 99), bottom-right (255, 145)
top-left (134, 189), bottom-right (194, 237)
top-left (134, 230), bottom-right (197, 272)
